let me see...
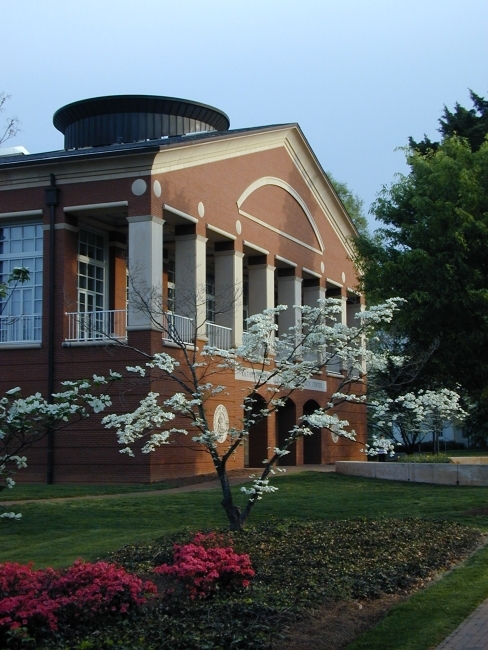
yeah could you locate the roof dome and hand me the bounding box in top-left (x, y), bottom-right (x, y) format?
top-left (53, 95), bottom-right (230, 149)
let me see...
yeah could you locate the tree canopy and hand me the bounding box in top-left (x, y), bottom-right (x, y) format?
top-left (354, 114), bottom-right (488, 418)
top-left (409, 89), bottom-right (488, 154)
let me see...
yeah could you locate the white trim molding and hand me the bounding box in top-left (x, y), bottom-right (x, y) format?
top-left (236, 176), bottom-right (324, 253)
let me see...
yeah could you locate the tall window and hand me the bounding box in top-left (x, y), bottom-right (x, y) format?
top-left (167, 258), bottom-right (175, 312)
top-left (206, 272), bottom-right (215, 322)
top-left (78, 229), bottom-right (106, 313)
top-left (242, 276), bottom-right (249, 331)
top-left (0, 223), bottom-right (43, 342)
top-left (76, 229), bottom-right (106, 339)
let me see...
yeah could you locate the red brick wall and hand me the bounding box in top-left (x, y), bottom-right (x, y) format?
top-left (0, 138), bottom-right (366, 484)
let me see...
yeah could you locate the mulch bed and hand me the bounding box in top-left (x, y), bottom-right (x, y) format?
top-left (274, 594), bottom-right (405, 650)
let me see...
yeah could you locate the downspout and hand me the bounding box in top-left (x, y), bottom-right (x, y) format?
top-left (45, 174), bottom-right (59, 484)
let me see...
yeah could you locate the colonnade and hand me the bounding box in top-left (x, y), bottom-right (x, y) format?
top-left (126, 215), bottom-right (354, 346)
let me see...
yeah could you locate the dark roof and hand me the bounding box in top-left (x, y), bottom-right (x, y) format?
top-left (53, 95), bottom-right (231, 149)
top-left (0, 124), bottom-right (297, 170)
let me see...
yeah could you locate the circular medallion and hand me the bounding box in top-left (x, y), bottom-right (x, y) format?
top-left (320, 261), bottom-right (325, 274)
top-left (153, 180), bottom-right (162, 197)
top-left (213, 404), bottom-right (229, 443)
top-left (341, 271), bottom-right (346, 283)
top-left (198, 202), bottom-right (205, 218)
top-left (331, 425), bottom-right (339, 443)
top-left (131, 178), bottom-right (147, 196)
top-left (236, 219), bottom-right (242, 235)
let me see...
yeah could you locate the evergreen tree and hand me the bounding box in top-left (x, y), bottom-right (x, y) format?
top-left (409, 89), bottom-right (488, 154)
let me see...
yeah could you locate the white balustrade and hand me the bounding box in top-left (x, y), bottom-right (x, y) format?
top-left (161, 312), bottom-right (194, 345)
top-left (0, 315), bottom-right (42, 343)
top-left (65, 310), bottom-right (127, 342)
top-left (206, 321), bottom-right (232, 350)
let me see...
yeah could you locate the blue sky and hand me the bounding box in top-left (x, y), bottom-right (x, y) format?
top-left (2, 0), bottom-right (487, 228)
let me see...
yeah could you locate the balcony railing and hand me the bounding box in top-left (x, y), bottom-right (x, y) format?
top-left (206, 321), bottom-right (232, 350)
top-left (0, 315), bottom-right (42, 344)
top-left (161, 312), bottom-right (194, 345)
top-left (65, 310), bottom-right (127, 342)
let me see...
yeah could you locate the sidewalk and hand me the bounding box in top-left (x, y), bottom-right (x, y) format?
top-left (434, 599), bottom-right (488, 650)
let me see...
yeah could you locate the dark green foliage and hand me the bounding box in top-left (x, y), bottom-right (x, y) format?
top-left (402, 453), bottom-right (452, 463)
top-left (355, 91), bottom-right (488, 432)
top-left (354, 133), bottom-right (488, 420)
top-left (410, 90), bottom-right (488, 154)
top-left (55, 518), bottom-right (479, 650)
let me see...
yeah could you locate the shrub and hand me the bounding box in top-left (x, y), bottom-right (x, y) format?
top-left (155, 532), bottom-right (255, 598)
top-left (0, 559), bottom-right (156, 644)
top-left (402, 453), bottom-right (452, 463)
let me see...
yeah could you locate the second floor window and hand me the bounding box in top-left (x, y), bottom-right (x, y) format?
top-left (0, 223), bottom-right (43, 343)
top-left (206, 272), bottom-right (215, 322)
top-left (78, 229), bottom-right (106, 313)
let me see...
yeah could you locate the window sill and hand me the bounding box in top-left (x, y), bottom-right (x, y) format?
top-left (163, 340), bottom-right (198, 351)
top-left (62, 338), bottom-right (127, 347)
top-left (0, 342), bottom-right (41, 349)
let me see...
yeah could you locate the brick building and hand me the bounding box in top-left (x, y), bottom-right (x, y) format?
top-left (0, 95), bottom-right (366, 483)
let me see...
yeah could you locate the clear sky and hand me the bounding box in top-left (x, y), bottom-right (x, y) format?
top-left (2, 0), bottom-right (487, 228)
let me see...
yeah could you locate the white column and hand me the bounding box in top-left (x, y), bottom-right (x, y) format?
top-left (214, 250), bottom-right (244, 346)
top-left (341, 295), bottom-right (348, 325)
top-left (175, 234), bottom-right (207, 338)
top-left (277, 275), bottom-right (302, 337)
top-left (302, 284), bottom-right (326, 308)
top-left (248, 264), bottom-right (275, 315)
top-left (127, 215), bottom-right (163, 330)
top-left (303, 284), bottom-right (326, 363)
top-left (346, 299), bottom-right (361, 327)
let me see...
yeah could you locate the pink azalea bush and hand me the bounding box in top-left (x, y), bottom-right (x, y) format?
top-left (0, 559), bottom-right (156, 637)
top-left (155, 532), bottom-right (255, 598)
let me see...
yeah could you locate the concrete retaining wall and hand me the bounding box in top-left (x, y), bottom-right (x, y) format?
top-left (335, 461), bottom-right (488, 486)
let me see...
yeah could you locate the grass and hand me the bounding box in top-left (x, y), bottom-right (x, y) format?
top-left (0, 481), bottom-right (174, 501)
top-left (2, 472), bottom-right (488, 568)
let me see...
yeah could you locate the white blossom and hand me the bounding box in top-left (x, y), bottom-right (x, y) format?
top-left (0, 374), bottom-right (120, 518)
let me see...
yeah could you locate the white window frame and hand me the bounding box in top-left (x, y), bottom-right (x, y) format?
top-left (0, 221), bottom-right (43, 344)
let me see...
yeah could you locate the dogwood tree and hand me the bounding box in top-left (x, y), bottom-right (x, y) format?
top-left (368, 388), bottom-right (466, 455)
top-left (103, 298), bottom-right (404, 531)
top-left (0, 373), bottom-right (121, 519)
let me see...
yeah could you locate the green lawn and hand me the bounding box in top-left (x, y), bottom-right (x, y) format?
top-left (1, 481), bottom-right (174, 501)
top-left (2, 472), bottom-right (488, 568)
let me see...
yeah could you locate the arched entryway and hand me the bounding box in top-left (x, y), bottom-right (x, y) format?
top-left (244, 394), bottom-right (268, 467)
top-left (303, 399), bottom-right (322, 464)
top-left (277, 398), bottom-right (297, 466)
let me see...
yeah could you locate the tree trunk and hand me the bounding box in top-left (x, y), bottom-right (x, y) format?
top-left (221, 496), bottom-right (243, 531)
top-left (217, 463), bottom-right (245, 531)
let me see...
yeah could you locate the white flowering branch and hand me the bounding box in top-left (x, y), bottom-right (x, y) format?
top-left (102, 298), bottom-right (410, 530)
top-left (0, 372), bottom-right (121, 519)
